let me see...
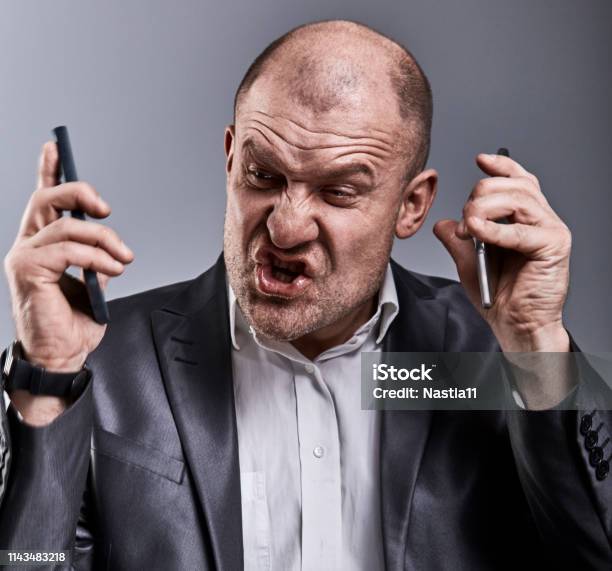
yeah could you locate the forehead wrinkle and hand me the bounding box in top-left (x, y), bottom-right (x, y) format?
top-left (241, 136), bottom-right (380, 184)
top-left (245, 117), bottom-right (391, 154)
top-left (241, 111), bottom-right (397, 155)
top-left (242, 118), bottom-right (395, 166)
top-left (251, 110), bottom-right (394, 143)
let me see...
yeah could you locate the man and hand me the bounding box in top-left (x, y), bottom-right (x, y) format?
top-left (0, 19), bottom-right (610, 570)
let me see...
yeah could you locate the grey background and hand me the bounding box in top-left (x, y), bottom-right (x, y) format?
top-left (1, 0), bottom-right (610, 351)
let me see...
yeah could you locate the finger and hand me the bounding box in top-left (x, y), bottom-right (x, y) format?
top-left (31, 241), bottom-right (125, 278)
top-left (469, 175), bottom-right (550, 210)
top-left (98, 273), bottom-right (111, 291)
top-left (475, 153), bottom-right (534, 180)
top-left (464, 216), bottom-right (568, 257)
top-left (456, 193), bottom-right (553, 239)
top-left (29, 217), bottom-right (134, 264)
top-left (19, 182), bottom-right (111, 238)
top-left (433, 219), bottom-right (481, 307)
top-left (36, 141), bottom-right (60, 190)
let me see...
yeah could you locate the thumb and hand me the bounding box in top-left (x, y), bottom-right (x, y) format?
top-left (433, 219), bottom-right (481, 306)
top-left (36, 141), bottom-right (60, 190)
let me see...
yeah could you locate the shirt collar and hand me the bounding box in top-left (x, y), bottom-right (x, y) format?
top-left (228, 263), bottom-right (399, 351)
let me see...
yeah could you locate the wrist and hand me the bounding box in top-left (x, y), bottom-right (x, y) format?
top-left (21, 347), bottom-right (87, 373)
top-left (495, 321), bottom-right (570, 353)
top-left (2, 341), bottom-right (89, 403)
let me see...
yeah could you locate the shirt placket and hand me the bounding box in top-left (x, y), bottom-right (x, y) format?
top-left (291, 359), bottom-right (343, 571)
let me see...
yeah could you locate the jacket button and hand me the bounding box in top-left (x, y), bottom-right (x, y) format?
top-left (584, 422), bottom-right (604, 451)
top-left (589, 447), bottom-right (604, 467)
top-left (585, 431), bottom-right (599, 451)
top-left (580, 415), bottom-right (593, 436)
top-left (595, 460), bottom-right (609, 481)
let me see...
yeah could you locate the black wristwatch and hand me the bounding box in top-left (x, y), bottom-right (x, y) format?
top-left (1, 340), bottom-right (89, 399)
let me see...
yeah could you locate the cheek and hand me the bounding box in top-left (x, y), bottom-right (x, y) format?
top-left (226, 185), bottom-right (271, 237)
top-left (321, 204), bottom-right (396, 270)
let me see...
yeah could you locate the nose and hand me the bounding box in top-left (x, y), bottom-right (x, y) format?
top-left (266, 188), bottom-right (319, 249)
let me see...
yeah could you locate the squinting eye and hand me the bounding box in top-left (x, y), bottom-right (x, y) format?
top-left (322, 187), bottom-right (357, 206)
top-left (245, 166), bottom-right (282, 188)
top-left (328, 189), bottom-right (349, 198)
top-left (251, 169), bottom-right (274, 180)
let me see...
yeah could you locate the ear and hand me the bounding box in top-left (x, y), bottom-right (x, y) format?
top-left (224, 125), bottom-right (236, 174)
top-left (395, 168), bottom-right (438, 239)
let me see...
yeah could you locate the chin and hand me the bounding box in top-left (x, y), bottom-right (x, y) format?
top-left (245, 298), bottom-right (320, 342)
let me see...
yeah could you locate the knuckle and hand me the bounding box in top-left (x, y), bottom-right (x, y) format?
top-left (469, 199), bottom-right (484, 219)
top-left (528, 173), bottom-right (540, 187)
top-left (520, 174), bottom-right (539, 191)
top-left (75, 181), bottom-right (96, 201)
top-left (514, 224), bottom-right (527, 247)
top-left (30, 186), bottom-right (48, 208)
top-left (81, 181), bottom-right (95, 194)
top-left (3, 250), bottom-right (16, 273)
top-left (4, 247), bottom-right (26, 275)
top-left (519, 191), bottom-right (538, 212)
top-left (59, 240), bottom-right (73, 257)
top-left (473, 179), bottom-right (487, 197)
top-left (101, 224), bottom-right (114, 238)
top-left (465, 215), bottom-right (480, 233)
top-left (560, 225), bottom-right (572, 249)
top-left (55, 216), bottom-right (72, 232)
top-left (99, 225), bottom-right (114, 244)
top-left (511, 188), bottom-right (524, 203)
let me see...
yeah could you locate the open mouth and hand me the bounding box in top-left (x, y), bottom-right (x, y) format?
top-left (255, 252), bottom-right (313, 297)
top-left (270, 258), bottom-right (305, 283)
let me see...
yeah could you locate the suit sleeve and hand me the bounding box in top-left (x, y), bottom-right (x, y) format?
top-left (0, 377), bottom-right (95, 570)
top-left (506, 341), bottom-right (612, 568)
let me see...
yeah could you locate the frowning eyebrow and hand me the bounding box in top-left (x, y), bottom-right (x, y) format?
top-left (242, 139), bottom-right (278, 168)
top-left (241, 138), bottom-right (376, 183)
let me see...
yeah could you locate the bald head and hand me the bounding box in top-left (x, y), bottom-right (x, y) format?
top-left (234, 20), bottom-right (433, 180)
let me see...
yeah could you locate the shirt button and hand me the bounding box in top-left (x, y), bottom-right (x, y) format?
top-left (313, 445), bottom-right (325, 458)
top-left (304, 363), bottom-right (315, 374)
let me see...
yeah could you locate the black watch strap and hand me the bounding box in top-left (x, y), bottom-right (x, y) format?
top-left (1, 341), bottom-right (88, 398)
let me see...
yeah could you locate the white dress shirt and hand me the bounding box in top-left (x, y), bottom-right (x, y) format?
top-left (229, 264), bottom-right (399, 571)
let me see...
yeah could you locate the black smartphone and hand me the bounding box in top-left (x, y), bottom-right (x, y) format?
top-left (53, 126), bottom-right (110, 324)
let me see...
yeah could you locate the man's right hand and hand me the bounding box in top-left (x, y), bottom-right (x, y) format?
top-left (3, 142), bottom-right (134, 426)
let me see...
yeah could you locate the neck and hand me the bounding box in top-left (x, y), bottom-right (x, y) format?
top-left (291, 296), bottom-right (377, 360)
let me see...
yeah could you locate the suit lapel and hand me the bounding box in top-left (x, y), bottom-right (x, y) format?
top-left (151, 256), bottom-right (243, 570)
top-left (380, 261), bottom-right (448, 571)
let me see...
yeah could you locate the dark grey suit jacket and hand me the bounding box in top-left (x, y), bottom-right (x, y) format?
top-left (0, 256), bottom-right (610, 570)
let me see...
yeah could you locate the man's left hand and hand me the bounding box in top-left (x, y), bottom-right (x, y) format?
top-left (434, 152), bottom-right (571, 354)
